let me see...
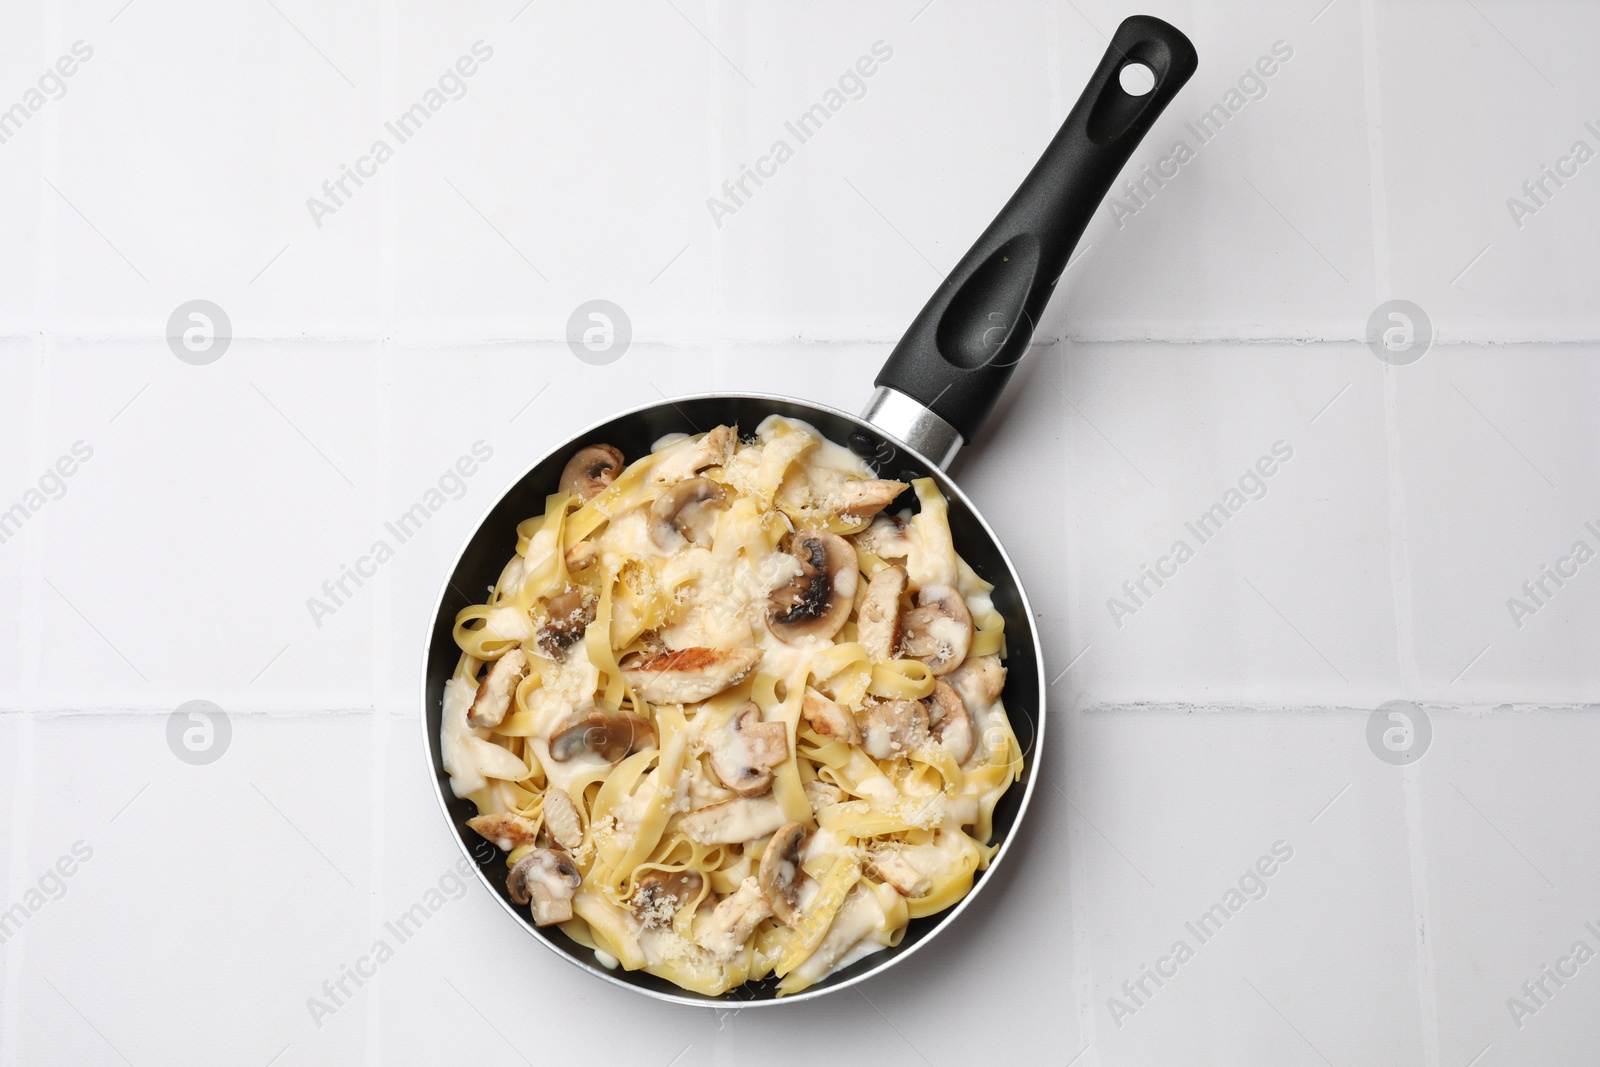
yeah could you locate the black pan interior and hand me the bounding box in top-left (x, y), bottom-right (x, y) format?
top-left (424, 395), bottom-right (1041, 1003)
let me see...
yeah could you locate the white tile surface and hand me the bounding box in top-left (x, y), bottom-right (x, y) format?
top-left (3, 1), bottom-right (1599, 1064)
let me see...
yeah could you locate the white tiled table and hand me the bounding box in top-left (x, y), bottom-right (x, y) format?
top-left (3, 2), bottom-right (1597, 1064)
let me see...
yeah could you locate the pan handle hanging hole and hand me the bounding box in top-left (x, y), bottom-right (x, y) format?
top-left (1118, 62), bottom-right (1155, 96)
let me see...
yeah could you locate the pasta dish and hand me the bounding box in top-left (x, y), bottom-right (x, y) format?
top-left (439, 416), bottom-right (1020, 995)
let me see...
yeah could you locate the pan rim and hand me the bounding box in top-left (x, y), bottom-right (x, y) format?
top-left (421, 389), bottom-right (1047, 1008)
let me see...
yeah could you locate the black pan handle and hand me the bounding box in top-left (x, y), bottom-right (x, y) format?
top-left (872, 15), bottom-right (1197, 448)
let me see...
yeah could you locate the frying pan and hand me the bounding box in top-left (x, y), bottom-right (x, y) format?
top-left (424, 15), bottom-right (1197, 1006)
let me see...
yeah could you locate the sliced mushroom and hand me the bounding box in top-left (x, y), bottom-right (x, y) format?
top-left (800, 687), bottom-right (861, 745)
top-left (564, 541), bottom-right (599, 572)
top-left (708, 701), bottom-right (789, 796)
top-left (758, 821), bottom-right (810, 926)
top-left (631, 869), bottom-right (704, 927)
top-left (467, 649), bottom-right (529, 728)
top-left (679, 794), bottom-right (787, 845)
top-left (620, 646), bottom-right (762, 705)
top-left (508, 848), bottom-right (581, 925)
top-left (547, 709), bottom-right (657, 763)
top-left (869, 849), bottom-right (931, 897)
top-left (859, 699), bottom-right (930, 761)
top-left (467, 811), bottom-right (541, 851)
top-left (647, 477), bottom-right (728, 549)
top-left (699, 875), bottom-right (773, 959)
top-left (536, 587), bottom-right (597, 658)
top-left (542, 788), bottom-right (584, 850)
top-left (948, 653), bottom-right (1007, 711)
top-left (853, 513), bottom-right (911, 560)
top-left (767, 531), bottom-right (859, 643)
top-left (812, 478), bottom-right (908, 520)
top-left (856, 565), bottom-right (906, 664)
top-left (650, 424), bottom-right (736, 485)
top-left (559, 444), bottom-right (624, 501)
top-left (926, 679), bottom-right (975, 765)
top-left (899, 584), bottom-right (973, 675)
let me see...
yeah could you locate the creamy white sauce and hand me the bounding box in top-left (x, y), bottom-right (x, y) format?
top-left (784, 885), bottom-right (888, 988)
top-left (441, 677), bottom-right (490, 797)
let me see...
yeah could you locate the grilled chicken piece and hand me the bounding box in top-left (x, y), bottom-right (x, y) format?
top-left (812, 478), bottom-right (908, 520)
top-left (855, 565), bottom-right (906, 664)
top-left (650, 425), bottom-right (737, 485)
top-left (698, 875), bottom-right (774, 959)
top-left (803, 779), bottom-right (847, 813)
top-left (801, 688), bottom-right (861, 745)
top-left (621, 647), bottom-right (762, 705)
top-left (854, 513), bottom-right (912, 560)
top-left (870, 850), bottom-right (932, 897)
top-left (542, 788), bottom-right (584, 850)
top-left (948, 654), bottom-right (1006, 711)
top-left (678, 794), bottom-right (786, 845)
top-left (467, 812), bottom-right (541, 851)
top-left (467, 649), bottom-right (529, 729)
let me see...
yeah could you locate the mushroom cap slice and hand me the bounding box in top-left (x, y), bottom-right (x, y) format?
top-left (541, 787), bottom-right (584, 850)
top-left (631, 868), bottom-right (704, 927)
top-left (926, 679), bottom-right (975, 765)
top-left (647, 477), bottom-right (728, 549)
top-left (620, 646), bottom-right (762, 705)
top-left (708, 701), bottom-right (790, 796)
top-left (758, 821), bottom-right (811, 927)
top-left (547, 709), bottom-right (657, 763)
top-left (559, 444), bottom-right (624, 501)
top-left (859, 698), bottom-right (930, 761)
top-left (800, 687), bottom-right (861, 745)
top-left (856, 564), bottom-right (907, 664)
top-left (467, 648), bottom-right (529, 729)
top-left (509, 848), bottom-right (581, 925)
top-left (536, 587), bottom-right (597, 658)
top-left (767, 530), bottom-right (859, 643)
top-left (898, 583), bottom-right (974, 675)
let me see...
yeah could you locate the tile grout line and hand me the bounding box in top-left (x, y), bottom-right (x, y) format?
top-left (0, 716), bottom-right (35, 1067)
top-left (368, 5), bottom-right (398, 1063)
top-left (1360, 0), bottom-right (1441, 1063)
